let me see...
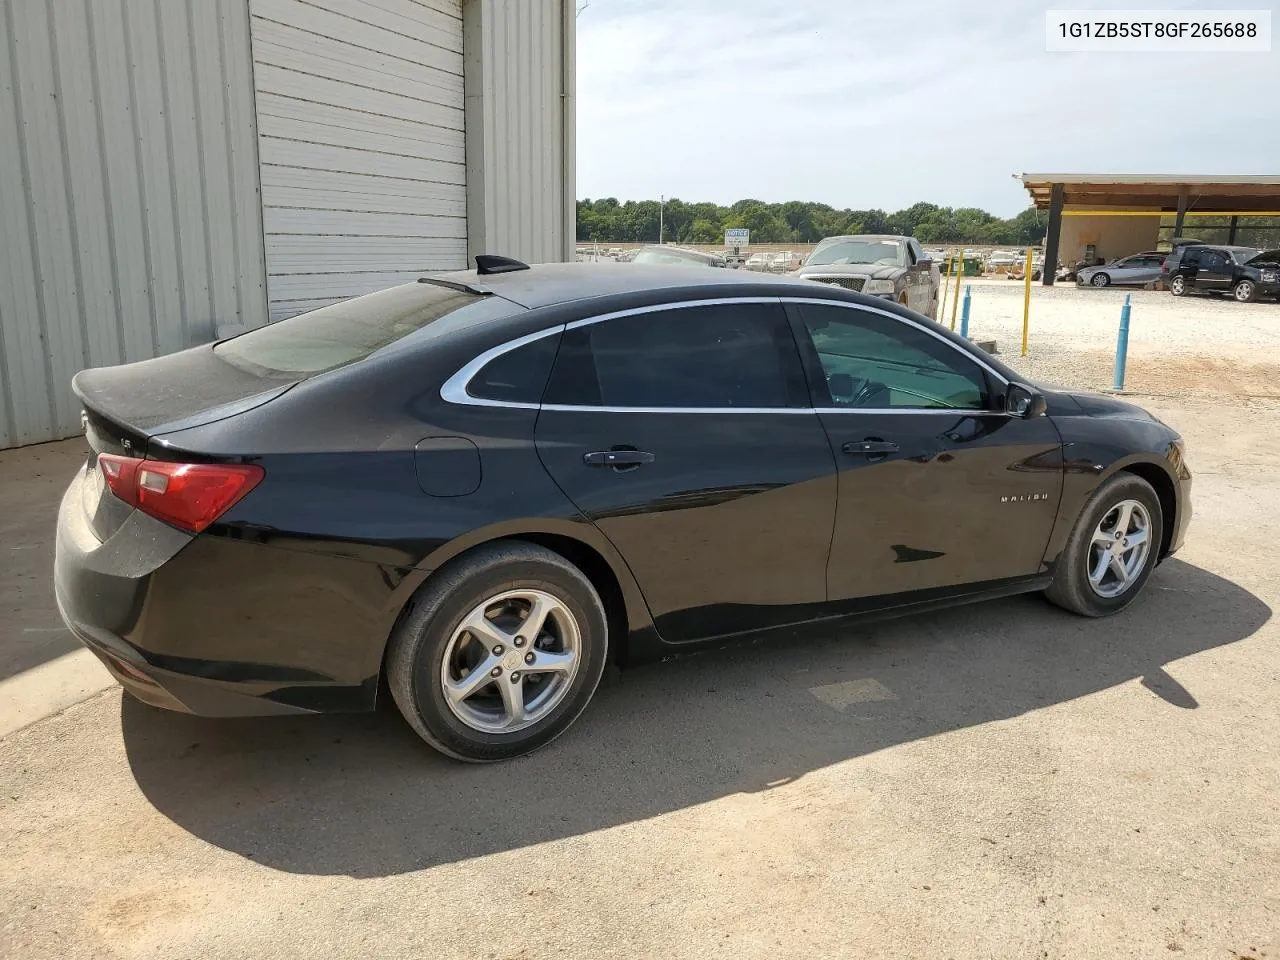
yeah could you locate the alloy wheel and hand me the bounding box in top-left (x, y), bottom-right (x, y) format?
top-left (1170, 277), bottom-right (1185, 295)
top-left (439, 589), bottom-right (581, 733)
top-left (1235, 280), bottom-right (1255, 302)
top-left (1091, 273), bottom-right (1109, 287)
top-left (1086, 499), bottom-right (1152, 599)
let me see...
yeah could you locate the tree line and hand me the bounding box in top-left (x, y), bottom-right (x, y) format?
top-left (577, 198), bottom-right (1049, 247)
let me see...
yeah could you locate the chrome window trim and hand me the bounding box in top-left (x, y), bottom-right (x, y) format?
top-left (440, 295), bottom-right (1009, 412)
top-left (540, 405), bottom-right (815, 415)
top-left (439, 325), bottom-right (565, 409)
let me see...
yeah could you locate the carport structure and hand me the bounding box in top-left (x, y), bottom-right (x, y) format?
top-left (1020, 174), bottom-right (1280, 284)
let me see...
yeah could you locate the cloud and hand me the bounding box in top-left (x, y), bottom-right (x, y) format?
top-left (577, 0), bottom-right (1279, 215)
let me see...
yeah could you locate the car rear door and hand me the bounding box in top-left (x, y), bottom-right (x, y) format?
top-left (534, 299), bottom-right (837, 643)
top-left (1194, 249), bottom-right (1234, 291)
top-left (786, 299), bottom-right (1063, 603)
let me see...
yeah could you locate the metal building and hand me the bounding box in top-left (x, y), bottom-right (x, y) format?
top-left (0, 0), bottom-right (575, 449)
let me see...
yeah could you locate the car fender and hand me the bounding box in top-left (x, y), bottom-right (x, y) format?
top-left (1040, 443), bottom-right (1181, 573)
top-left (411, 515), bottom-right (657, 642)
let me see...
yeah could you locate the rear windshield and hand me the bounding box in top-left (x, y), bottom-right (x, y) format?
top-left (215, 282), bottom-right (512, 378)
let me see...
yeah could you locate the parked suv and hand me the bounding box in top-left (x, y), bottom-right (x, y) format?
top-left (1164, 244), bottom-right (1276, 302)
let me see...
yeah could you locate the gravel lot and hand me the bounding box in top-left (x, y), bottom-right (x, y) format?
top-left (2, 290), bottom-right (1279, 959)
top-left (951, 278), bottom-right (1280, 398)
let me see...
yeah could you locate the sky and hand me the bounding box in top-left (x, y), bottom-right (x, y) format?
top-left (575, 0), bottom-right (1279, 216)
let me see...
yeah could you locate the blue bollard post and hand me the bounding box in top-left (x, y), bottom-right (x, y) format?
top-left (960, 284), bottom-right (972, 339)
top-left (1112, 294), bottom-right (1131, 391)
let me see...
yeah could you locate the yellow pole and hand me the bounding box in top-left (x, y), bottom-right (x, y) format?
top-left (949, 249), bottom-right (964, 330)
top-left (1021, 245), bottom-right (1033, 356)
top-left (938, 248), bottom-right (955, 321)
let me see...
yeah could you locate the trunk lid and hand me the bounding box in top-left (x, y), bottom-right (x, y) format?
top-left (71, 345), bottom-right (296, 542)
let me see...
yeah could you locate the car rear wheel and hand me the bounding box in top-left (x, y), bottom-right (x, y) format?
top-left (1169, 275), bottom-right (1186, 296)
top-left (1091, 273), bottom-right (1110, 287)
top-left (1044, 473), bottom-right (1163, 617)
top-left (386, 541), bottom-right (609, 762)
top-left (1233, 279), bottom-right (1258, 302)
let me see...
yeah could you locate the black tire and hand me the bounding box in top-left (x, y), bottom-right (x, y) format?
top-left (1045, 473), bottom-right (1163, 617)
top-left (386, 541), bottom-right (609, 762)
top-left (1169, 275), bottom-right (1187, 297)
top-left (1233, 279), bottom-right (1258, 303)
top-left (1091, 272), bottom-right (1110, 287)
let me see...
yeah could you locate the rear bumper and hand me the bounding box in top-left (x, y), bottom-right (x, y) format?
top-left (54, 470), bottom-right (380, 717)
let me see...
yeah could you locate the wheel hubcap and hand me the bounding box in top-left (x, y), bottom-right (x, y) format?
top-left (1086, 499), bottom-right (1152, 599)
top-left (1236, 282), bottom-right (1253, 301)
top-left (440, 589), bottom-right (581, 733)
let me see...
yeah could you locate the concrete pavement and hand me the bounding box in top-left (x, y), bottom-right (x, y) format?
top-left (1, 399), bottom-right (1277, 959)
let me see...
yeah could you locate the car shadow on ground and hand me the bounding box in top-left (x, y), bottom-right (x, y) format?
top-left (120, 558), bottom-right (1269, 878)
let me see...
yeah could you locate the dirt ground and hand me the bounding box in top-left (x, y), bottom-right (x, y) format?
top-left (957, 278), bottom-right (1280, 398)
top-left (2, 291), bottom-right (1280, 958)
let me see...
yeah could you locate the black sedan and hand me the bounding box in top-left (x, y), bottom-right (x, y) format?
top-left (55, 258), bottom-right (1192, 762)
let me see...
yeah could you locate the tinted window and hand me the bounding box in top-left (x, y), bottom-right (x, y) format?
top-left (1199, 251), bottom-right (1229, 270)
top-left (544, 303), bottom-right (804, 408)
top-left (795, 304), bottom-right (990, 410)
top-left (216, 283), bottom-right (517, 378)
top-left (468, 333), bottom-right (560, 403)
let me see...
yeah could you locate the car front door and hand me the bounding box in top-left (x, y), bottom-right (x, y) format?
top-left (1108, 257), bottom-right (1139, 284)
top-left (786, 299), bottom-right (1064, 603)
top-left (902, 241), bottom-right (926, 311)
top-left (534, 299), bottom-right (838, 643)
top-left (1195, 249), bottom-right (1233, 291)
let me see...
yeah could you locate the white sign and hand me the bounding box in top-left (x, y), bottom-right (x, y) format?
top-left (725, 228), bottom-right (750, 249)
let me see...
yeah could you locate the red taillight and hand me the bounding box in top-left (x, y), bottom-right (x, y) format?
top-left (98, 454), bottom-right (264, 533)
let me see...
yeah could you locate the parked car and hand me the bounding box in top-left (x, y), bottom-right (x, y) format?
top-left (792, 234), bottom-right (941, 317)
top-left (745, 253), bottom-right (772, 272)
top-left (55, 258), bottom-right (1192, 762)
top-left (630, 245), bottom-right (726, 268)
top-left (1163, 244), bottom-right (1272, 301)
top-left (1077, 252), bottom-right (1167, 288)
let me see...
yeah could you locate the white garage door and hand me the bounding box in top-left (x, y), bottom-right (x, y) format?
top-left (249, 0), bottom-right (466, 321)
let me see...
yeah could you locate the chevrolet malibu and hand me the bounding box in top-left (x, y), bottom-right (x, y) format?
top-left (55, 258), bottom-right (1192, 762)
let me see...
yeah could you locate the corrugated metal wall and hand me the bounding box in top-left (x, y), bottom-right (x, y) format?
top-left (463, 0), bottom-right (571, 266)
top-left (249, 0), bottom-right (467, 321)
top-left (0, 0), bottom-right (268, 449)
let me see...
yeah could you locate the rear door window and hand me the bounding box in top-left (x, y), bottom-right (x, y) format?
top-left (544, 302), bottom-right (807, 409)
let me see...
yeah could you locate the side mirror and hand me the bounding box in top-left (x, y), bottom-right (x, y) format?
top-left (1006, 382), bottom-right (1047, 419)
top-left (917, 255), bottom-right (933, 266)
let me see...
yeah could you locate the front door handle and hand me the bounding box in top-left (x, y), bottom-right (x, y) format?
top-left (584, 450), bottom-right (655, 467)
top-left (842, 440), bottom-right (899, 456)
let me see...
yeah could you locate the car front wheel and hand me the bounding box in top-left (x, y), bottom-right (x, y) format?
top-left (1233, 279), bottom-right (1258, 302)
top-left (1091, 273), bottom-right (1110, 287)
top-left (1169, 276), bottom-right (1187, 296)
top-left (386, 541), bottom-right (609, 762)
top-left (1045, 473), bottom-right (1163, 617)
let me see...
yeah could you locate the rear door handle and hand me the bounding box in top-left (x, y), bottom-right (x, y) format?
top-left (842, 440), bottom-right (899, 456)
top-left (584, 450), bottom-right (655, 467)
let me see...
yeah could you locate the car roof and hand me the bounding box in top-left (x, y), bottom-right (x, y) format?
top-left (419, 262), bottom-right (823, 310)
top-left (816, 234), bottom-right (909, 243)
